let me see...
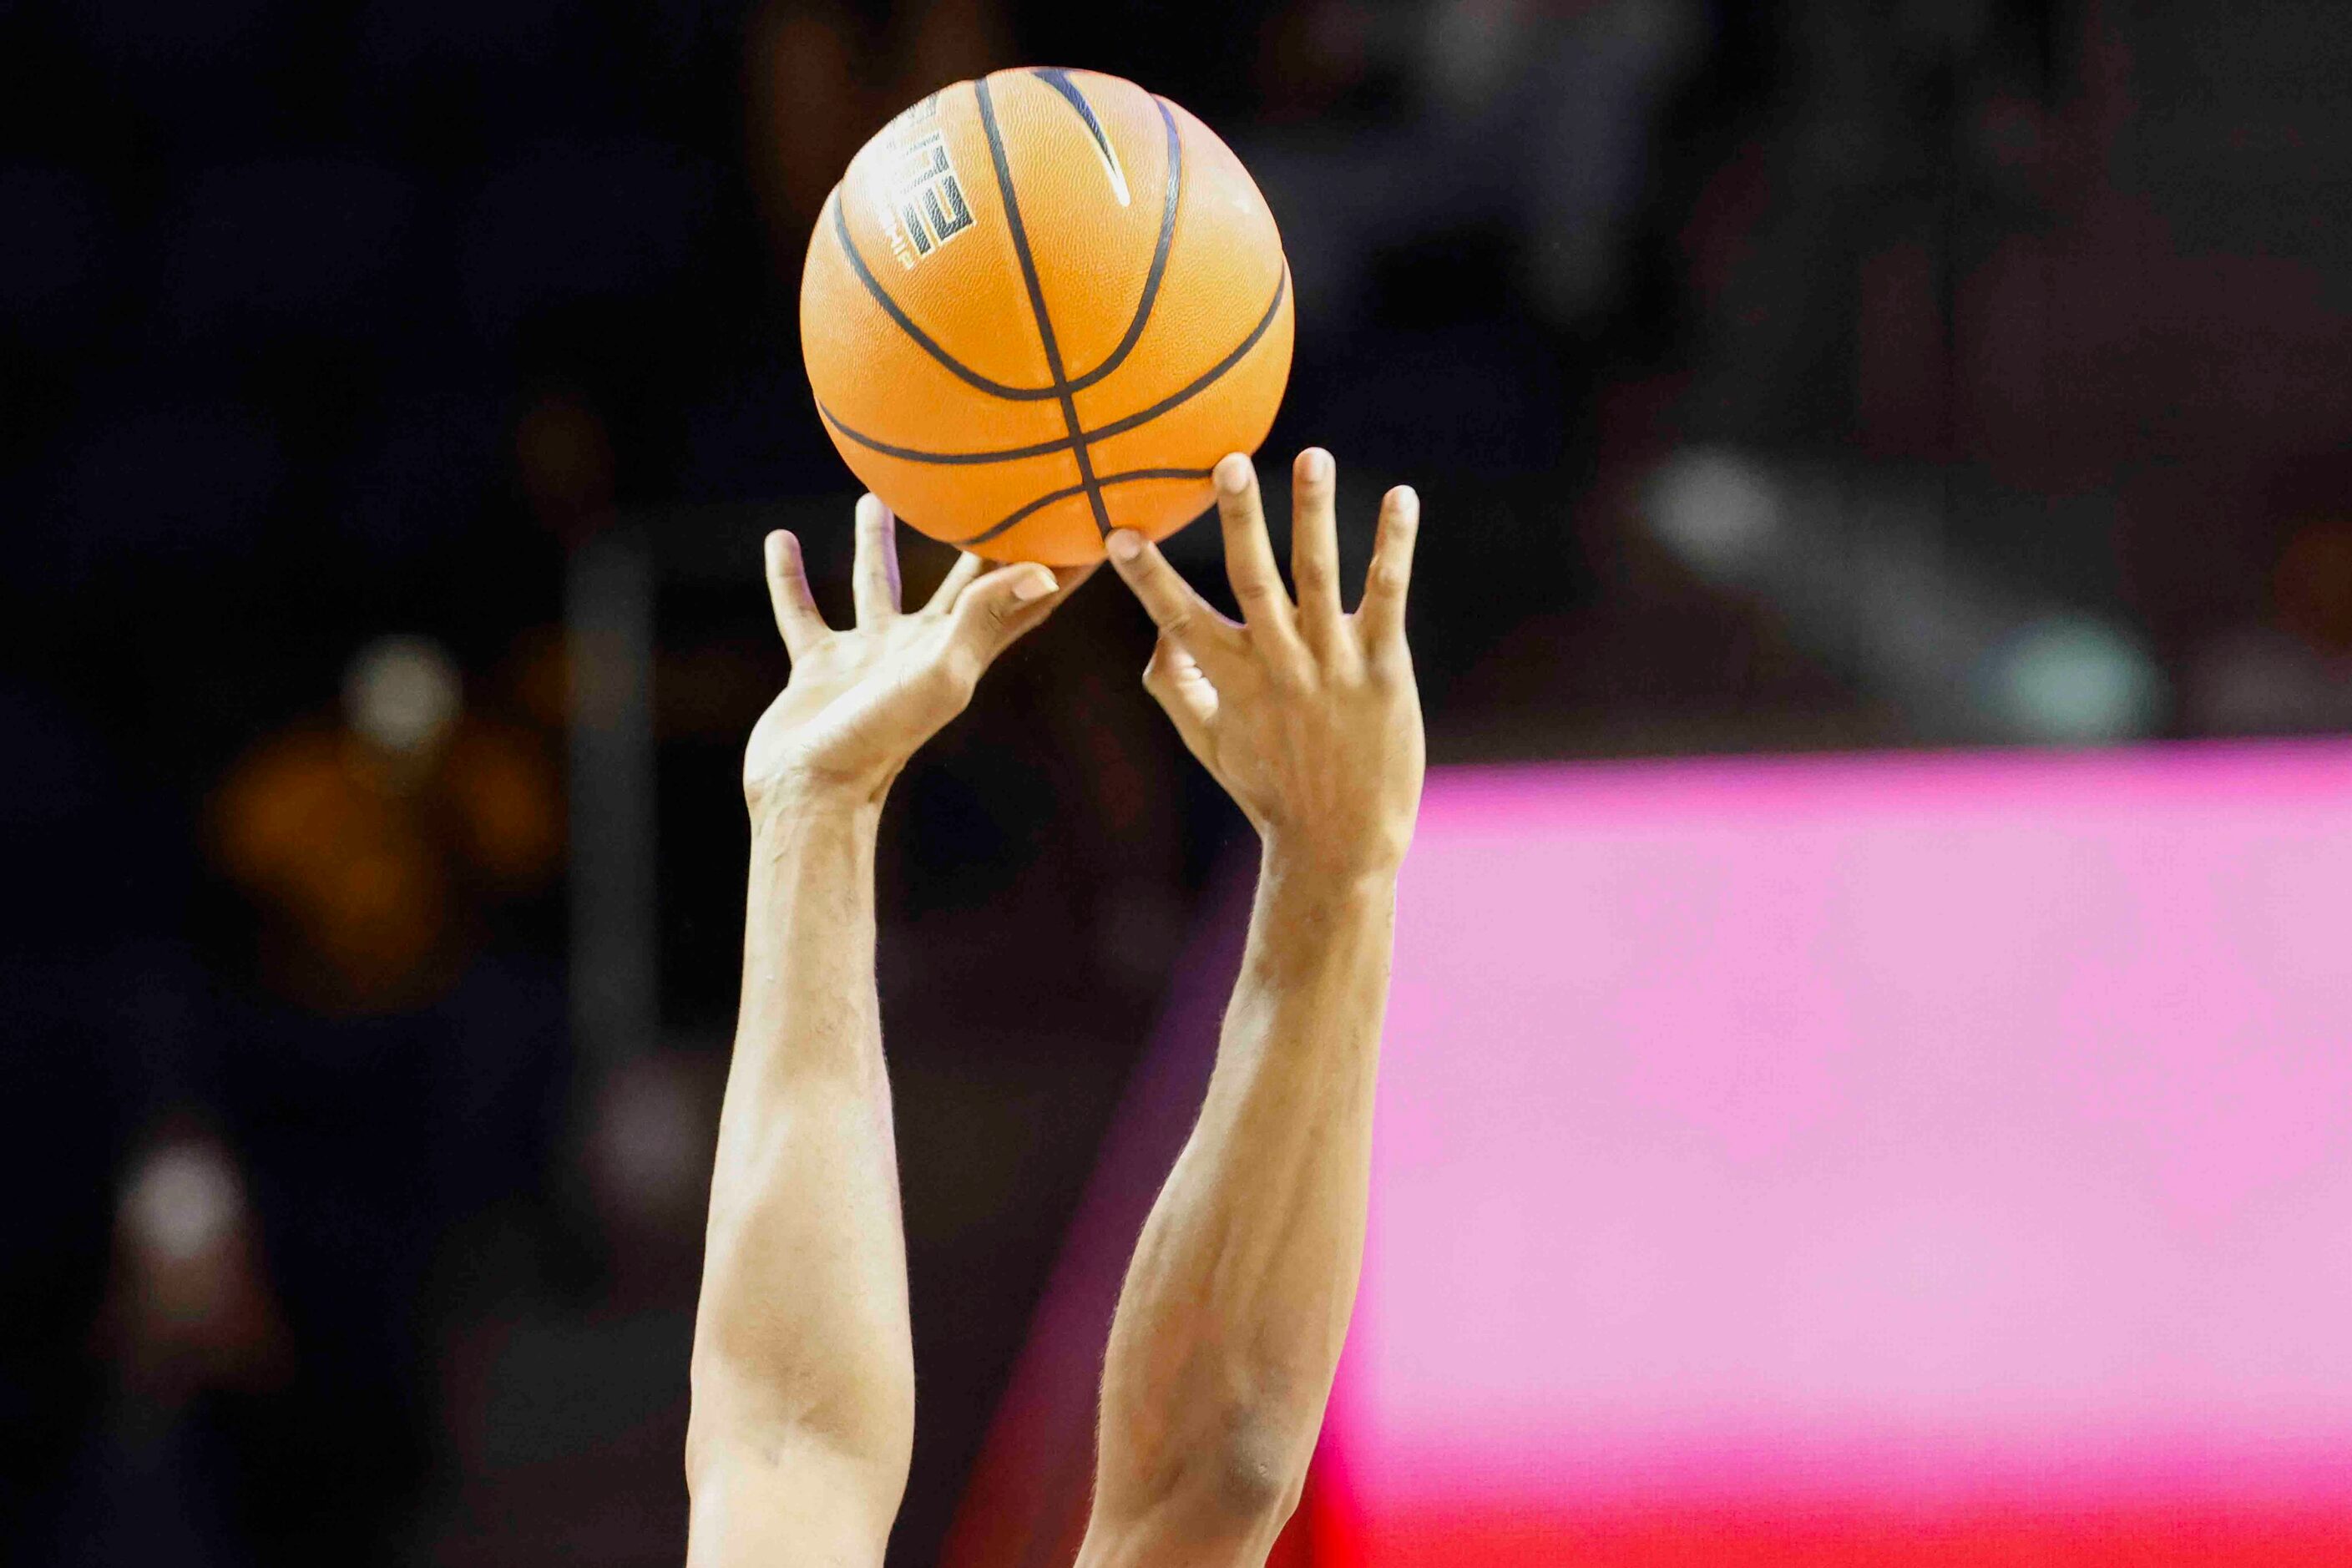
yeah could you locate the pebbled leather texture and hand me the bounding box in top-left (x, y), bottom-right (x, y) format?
top-left (801, 68), bottom-right (1292, 565)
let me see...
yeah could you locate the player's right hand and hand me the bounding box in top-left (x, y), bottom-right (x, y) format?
top-left (1105, 448), bottom-right (1424, 879)
top-left (745, 494), bottom-right (1090, 812)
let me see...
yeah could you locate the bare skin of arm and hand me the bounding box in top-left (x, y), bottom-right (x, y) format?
top-left (685, 497), bottom-right (1088, 1568)
top-left (1078, 449), bottom-right (1425, 1566)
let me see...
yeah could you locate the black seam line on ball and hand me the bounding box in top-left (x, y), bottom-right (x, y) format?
top-left (974, 74), bottom-right (1110, 534)
top-left (828, 188), bottom-right (1047, 401)
top-left (1021, 77), bottom-right (1183, 393)
top-left (824, 88), bottom-right (1179, 406)
top-left (817, 263), bottom-right (1288, 466)
top-left (953, 468), bottom-right (1214, 548)
top-left (1058, 94), bottom-right (1181, 392)
top-left (829, 109), bottom-right (1177, 406)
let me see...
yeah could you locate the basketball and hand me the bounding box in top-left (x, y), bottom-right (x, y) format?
top-left (799, 68), bottom-right (1294, 566)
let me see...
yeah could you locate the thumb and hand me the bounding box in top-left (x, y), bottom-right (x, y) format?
top-left (948, 562), bottom-right (1061, 660)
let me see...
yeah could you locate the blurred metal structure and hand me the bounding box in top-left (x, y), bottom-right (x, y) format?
top-left (563, 502), bottom-right (851, 1073)
top-left (566, 528), bottom-right (660, 1075)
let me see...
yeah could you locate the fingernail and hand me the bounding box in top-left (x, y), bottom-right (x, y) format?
top-left (856, 494), bottom-right (886, 529)
top-left (1214, 454), bottom-right (1252, 495)
top-left (1300, 448), bottom-right (1333, 483)
top-left (1392, 485), bottom-right (1419, 514)
top-left (1107, 529), bottom-right (1143, 564)
top-left (1012, 567), bottom-right (1057, 601)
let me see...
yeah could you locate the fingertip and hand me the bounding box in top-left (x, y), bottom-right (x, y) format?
top-left (1106, 529), bottom-right (1143, 565)
top-left (854, 493), bottom-right (889, 530)
top-left (1380, 489), bottom-right (1422, 545)
top-left (1214, 453), bottom-right (1252, 496)
top-left (1012, 564), bottom-right (1057, 602)
top-left (1297, 447), bottom-right (1333, 483)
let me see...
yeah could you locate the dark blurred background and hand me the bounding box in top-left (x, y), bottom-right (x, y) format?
top-left (4, 0), bottom-right (2349, 1563)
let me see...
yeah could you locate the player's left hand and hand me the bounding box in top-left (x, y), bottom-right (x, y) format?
top-left (1105, 448), bottom-right (1424, 880)
top-left (745, 495), bottom-right (1092, 811)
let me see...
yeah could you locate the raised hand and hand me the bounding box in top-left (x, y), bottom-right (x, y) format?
top-left (1105, 448), bottom-right (1424, 878)
top-left (746, 495), bottom-right (1091, 809)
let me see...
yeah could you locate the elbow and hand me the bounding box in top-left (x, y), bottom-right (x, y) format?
top-left (1094, 1401), bottom-right (1318, 1549)
top-left (684, 1342), bottom-right (915, 1501)
top-left (1205, 1408), bottom-right (1314, 1533)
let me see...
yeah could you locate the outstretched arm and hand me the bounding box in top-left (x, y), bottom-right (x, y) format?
top-left (687, 499), bottom-right (1086, 1567)
top-left (1080, 450), bottom-right (1424, 1565)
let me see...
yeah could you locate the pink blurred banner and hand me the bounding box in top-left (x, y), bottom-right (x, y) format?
top-left (1324, 744), bottom-right (2352, 1565)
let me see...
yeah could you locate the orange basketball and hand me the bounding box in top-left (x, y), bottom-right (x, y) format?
top-left (799, 68), bottom-right (1294, 566)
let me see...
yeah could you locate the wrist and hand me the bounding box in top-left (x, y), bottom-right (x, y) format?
top-left (1259, 836), bottom-right (1404, 901)
top-left (1244, 840), bottom-right (1401, 991)
top-left (746, 771), bottom-right (889, 837)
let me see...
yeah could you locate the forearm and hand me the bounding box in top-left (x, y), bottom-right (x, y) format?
top-left (689, 793), bottom-right (913, 1495)
top-left (1093, 848), bottom-right (1396, 1526)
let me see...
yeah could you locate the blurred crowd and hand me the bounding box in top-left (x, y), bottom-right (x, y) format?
top-left (5, 0), bottom-right (2349, 1564)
